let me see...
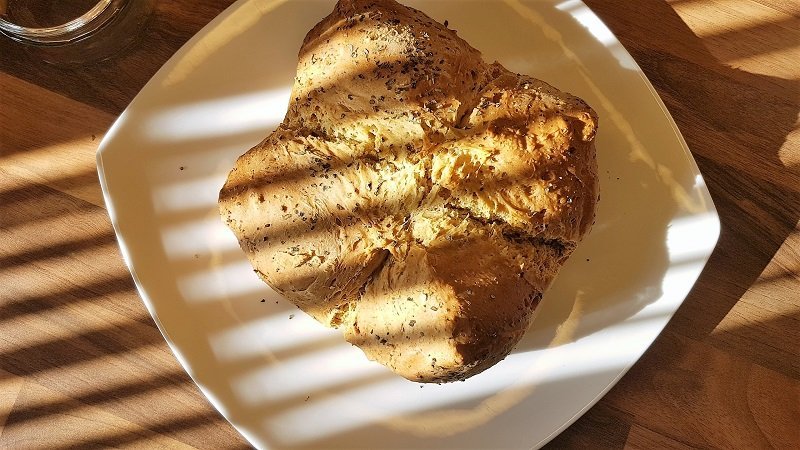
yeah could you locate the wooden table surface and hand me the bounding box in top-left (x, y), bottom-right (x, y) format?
top-left (1, 0), bottom-right (798, 448)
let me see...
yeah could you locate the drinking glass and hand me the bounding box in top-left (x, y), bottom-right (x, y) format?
top-left (0, 0), bottom-right (154, 64)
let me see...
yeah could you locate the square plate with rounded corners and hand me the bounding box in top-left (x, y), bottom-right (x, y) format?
top-left (96, 0), bottom-right (720, 448)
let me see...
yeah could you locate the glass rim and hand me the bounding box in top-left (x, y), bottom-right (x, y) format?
top-left (0, 0), bottom-right (124, 45)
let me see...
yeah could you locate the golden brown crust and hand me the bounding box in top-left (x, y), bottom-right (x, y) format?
top-left (219, 0), bottom-right (598, 382)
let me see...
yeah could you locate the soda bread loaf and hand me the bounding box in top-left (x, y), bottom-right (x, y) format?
top-left (219, 0), bottom-right (598, 382)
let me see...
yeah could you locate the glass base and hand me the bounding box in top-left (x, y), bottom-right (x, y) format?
top-left (0, 0), bottom-right (154, 65)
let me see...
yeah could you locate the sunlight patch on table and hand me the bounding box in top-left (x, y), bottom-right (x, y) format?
top-left (670, 0), bottom-right (794, 39)
top-left (778, 128), bottom-right (800, 168)
top-left (1, 379), bottom-right (208, 448)
top-left (0, 342), bottom-right (166, 384)
top-left (0, 310), bottom-right (151, 353)
top-left (0, 138), bottom-right (101, 205)
top-left (0, 258), bottom-right (129, 294)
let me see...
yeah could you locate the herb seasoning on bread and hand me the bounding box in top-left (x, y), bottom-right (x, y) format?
top-left (219, 0), bottom-right (598, 382)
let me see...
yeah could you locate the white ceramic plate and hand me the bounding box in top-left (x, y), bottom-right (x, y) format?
top-left (97, 0), bottom-right (720, 448)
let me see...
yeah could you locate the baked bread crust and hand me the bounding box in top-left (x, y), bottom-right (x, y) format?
top-left (219, 0), bottom-right (598, 382)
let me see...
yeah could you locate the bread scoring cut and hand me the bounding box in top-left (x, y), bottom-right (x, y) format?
top-left (219, 0), bottom-right (598, 382)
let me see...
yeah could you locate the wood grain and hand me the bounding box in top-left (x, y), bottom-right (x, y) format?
top-left (0, 0), bottom-right (238, 115)
top-left (0, 74), bottom-right (248, 448)
top-left (1, 0), bottom-right (798, 448)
